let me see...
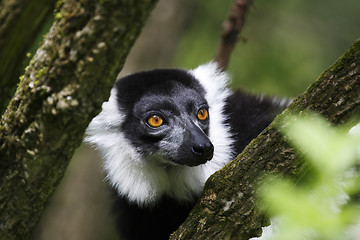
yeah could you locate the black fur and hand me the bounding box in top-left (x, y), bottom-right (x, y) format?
top-left (224, 90), bottom-right (286, 154)
top-left (112, 191), bottom-right (196, 240)
top-left (114, 69), bottom-right (205, 116)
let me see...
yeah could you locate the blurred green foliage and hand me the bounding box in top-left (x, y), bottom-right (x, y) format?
top-left (174, 0), bottom-right (360, 97)
top-left (258, 114), bottom-right (360, 240)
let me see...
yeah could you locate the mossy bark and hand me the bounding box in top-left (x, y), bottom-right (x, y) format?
top-left (170, 38), bottom-right (360, 240)
top-left (0, 0), bottom-right (158, 239)
top-left (0, 0), bottom-right (57, 114)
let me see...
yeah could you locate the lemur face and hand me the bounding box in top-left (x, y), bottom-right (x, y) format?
top-left (115, 69), bottom-right (214, 167)
top-left (85, 63), bottom-right (234, 204)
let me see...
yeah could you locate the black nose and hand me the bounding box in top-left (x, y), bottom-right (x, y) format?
top-left (192, 141), bottom-right (214, 160)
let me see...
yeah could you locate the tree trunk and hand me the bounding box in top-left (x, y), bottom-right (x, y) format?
top-left (170, 38), bottom-right (360, 240)
top-left (0, 0), bottom-right (56, 114)
top-left (33, 0), bottom-right (199, 239)
top-left (0, 0), bottom-right (158, 239)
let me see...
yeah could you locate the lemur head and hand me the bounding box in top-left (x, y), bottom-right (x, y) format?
top-left (114, 69), bottom-right (214, 167)
top-left (85, 62), bottom-right (234, 204)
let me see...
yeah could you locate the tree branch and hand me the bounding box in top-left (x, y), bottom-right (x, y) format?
top-left (0, 0), bottom-right (158, 238)
top-left (171, 38), bottom-right (360, 239)
top-left (214, 0), bottom-right (254, 71)
top-left (0, 0), bottom-right (56, 114)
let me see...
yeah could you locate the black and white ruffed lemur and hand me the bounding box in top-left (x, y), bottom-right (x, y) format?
top-left (85, 62), bottom-right (290, 240)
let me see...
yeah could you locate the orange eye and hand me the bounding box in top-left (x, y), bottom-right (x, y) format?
top-left (197, 108), bottom-right (208, 121)
top-left (147, 115), bottom-right (163, 127)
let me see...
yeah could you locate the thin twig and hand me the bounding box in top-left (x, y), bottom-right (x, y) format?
top-left (215, 0), bottom-right (254, 71)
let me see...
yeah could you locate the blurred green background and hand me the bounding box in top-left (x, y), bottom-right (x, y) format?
top-left (175, 0), bottom-right (360, 97)
top-left (33, 0), bottom-right (360, 239)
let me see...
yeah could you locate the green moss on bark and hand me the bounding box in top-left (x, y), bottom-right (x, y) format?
top-left (0, 0), bottom-right (57, 115)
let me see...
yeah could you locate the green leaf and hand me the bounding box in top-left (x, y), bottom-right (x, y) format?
top-left (258, 113), bottom-right (360, 240)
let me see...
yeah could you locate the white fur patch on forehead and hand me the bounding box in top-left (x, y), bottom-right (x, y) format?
top-left (190, 62), bottom-right (235, 179)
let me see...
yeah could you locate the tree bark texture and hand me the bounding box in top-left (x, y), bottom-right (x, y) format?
top-left (0, 0), bottom-right (57, 115)
top-left (0, 0), bottom-right (158, 239)
top-left (170, 38), bottom-right (360, 240)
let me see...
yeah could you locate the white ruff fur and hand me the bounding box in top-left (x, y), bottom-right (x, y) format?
top-left (85, 62), bottom-right (234, 206)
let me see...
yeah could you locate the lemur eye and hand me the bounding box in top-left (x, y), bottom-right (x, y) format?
top-left (147, 115), bottom-right (163, 127)
top-left (197, 108), bottom-right (208, 121)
